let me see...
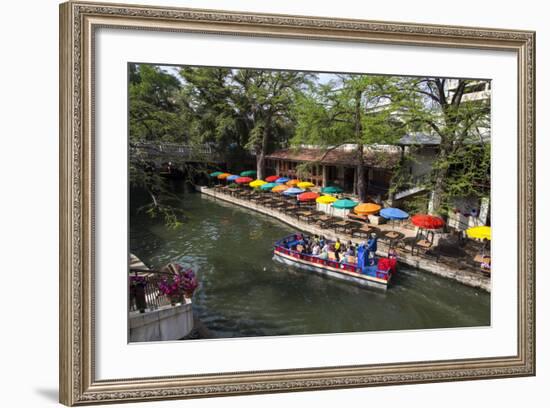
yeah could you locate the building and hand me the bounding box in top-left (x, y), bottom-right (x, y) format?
top-left (265, 144), bottom-right (401, 199)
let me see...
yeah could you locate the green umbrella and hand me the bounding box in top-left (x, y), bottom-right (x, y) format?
top-left (209, 171), bottom-right (223, 178)
top-left (321, 186), bottom-right (343, 194)
top-left (260, 182), bottom-right (280, 191)
top-left (332, 199), bottom-right (358, 209)
top-left (240, 170), bottom-right (257, 177)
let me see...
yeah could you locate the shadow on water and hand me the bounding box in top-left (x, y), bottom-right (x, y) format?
top-left (130, 187), bottom-right (490, 339)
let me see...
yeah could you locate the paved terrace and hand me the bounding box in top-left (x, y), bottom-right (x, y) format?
top-left (199, 186), bottom-right (491, 292)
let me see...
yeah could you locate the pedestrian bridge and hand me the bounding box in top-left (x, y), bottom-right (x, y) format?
top-left (130, 141), bottom-right (224, 163)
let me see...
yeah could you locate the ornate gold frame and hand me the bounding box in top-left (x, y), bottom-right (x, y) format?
top-left (59, 1), bottom-right (536, 405)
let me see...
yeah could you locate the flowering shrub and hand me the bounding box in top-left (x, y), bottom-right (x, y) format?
top-left (157, 265), bottom-right (199, 301)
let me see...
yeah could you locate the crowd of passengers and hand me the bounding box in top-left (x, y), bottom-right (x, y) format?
top-left (281, 233), bottom-right (395, 265)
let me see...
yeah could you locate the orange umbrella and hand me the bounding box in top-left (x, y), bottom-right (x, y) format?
top-left (286, 179), bottom-right (301, 186)
top-left (354, 203), bottom-right (381, 215)
top-left (217, 173), bottom-right (231, 180)
top-left (272, 185), bottom-right (289, 193)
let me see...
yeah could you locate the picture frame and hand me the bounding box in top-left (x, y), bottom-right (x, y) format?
top-left (59, 1), bottom-right (536, 405)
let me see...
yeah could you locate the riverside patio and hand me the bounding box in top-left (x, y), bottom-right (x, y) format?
top-left (200, 183), bottom-right (491, 292)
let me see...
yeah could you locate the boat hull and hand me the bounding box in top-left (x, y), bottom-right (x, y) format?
top-left (273, 248), bottom-right (391, 290)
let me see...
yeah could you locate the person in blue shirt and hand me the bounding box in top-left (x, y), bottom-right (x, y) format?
top-left (366, 233), bottom-right (378, 260)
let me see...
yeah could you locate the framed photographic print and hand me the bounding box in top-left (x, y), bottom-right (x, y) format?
top-left (59, 1), bottom-right (536, 405)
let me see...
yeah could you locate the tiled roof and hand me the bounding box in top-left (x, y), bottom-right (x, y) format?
top-left (266, 146), bottom-right (401, 169)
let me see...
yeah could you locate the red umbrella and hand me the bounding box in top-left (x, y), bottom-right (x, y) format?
top-left (411, 214), bottom-right (445, 229)
top-left (265, 175), bottom-right (280, 182)
top-left (297, 192), bottom-right (320, 202)
top-left (235, 176), bottom-right (253, 184)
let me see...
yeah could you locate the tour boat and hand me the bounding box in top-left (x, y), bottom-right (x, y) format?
top-left (273, 234), bottom-right (397, 290)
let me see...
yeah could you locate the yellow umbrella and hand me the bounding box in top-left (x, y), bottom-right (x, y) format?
top-left (354, 203), bottom-right (381, 215)
top-left (286, 179), bottom-right (301, 186)
top-left (249, 179), bottom-right (267, 188)
top-left (217, 173), bottom-right (231, 180)
top-left (297, 181), bottom-right (315, 189)
top-left (316, 195), bottom-right (337, 204)
top-left (466, 226), bottom-right (491, 240)
top-left (272, 185), bottom-right (289, 193)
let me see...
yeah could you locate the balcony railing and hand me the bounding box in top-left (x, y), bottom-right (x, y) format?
top-left (129, 269), bottom-right (181, 313)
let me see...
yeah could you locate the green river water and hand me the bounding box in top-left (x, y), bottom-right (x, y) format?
top-left (130, 184), bottom-right (490, 339)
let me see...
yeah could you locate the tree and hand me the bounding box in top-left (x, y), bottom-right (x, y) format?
top-left (179, 68), bottom-right (309, 179)
top-left (390, 78), bottom-right (491, 214)
top-left (292, 74), bottom-right (401, 202)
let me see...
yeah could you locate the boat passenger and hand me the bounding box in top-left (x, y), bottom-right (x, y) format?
top-left (388, 247), bottom-right (398, 259)
top-left (334, 238), bottom-right (342, 261)
top-left (347, 241), bottom-right (355, 256)
top-left (319, 246), bottom-right (329, 260)
top-left (366, 233), bottom-right (378, 259)
top-left (312, 243), bottom-right (321, 256)
top-left (320, 236), bottom-right (326, 248)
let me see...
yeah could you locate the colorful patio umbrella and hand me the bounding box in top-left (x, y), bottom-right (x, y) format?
top-left (332, 199), bottom-right (358, 209)
top-left (321, 186), bottom-right (343, 194)
top-left (466, 226), bottom-right (491, 240)
top-left (316, 195), bottom-right (337, 204)
top-left (354, 203), bottom-right (381, 215)
top-left (265, 175), bottom-right (280, 182)
top-left (260, 182), bottom-right (280, 191)
top-left (249, 179), bottom-right (267, 188)
top-left (227, 175), bottom-right (240, 182)
top-left (297, 181), bottom-right (315, 189)
top-left (297, 192), bottom-right (319, 202)
top-left (411, 214), bottom-right (445, 229)
top-left (209, 171), bottom-right (223, 178)
top-left (380, 207), bottom-right (409, 220)
top-left (283, 187), bottom-right (305, 196)
top-left (275, 177), bottom-right (290, 183)
top-left (217, 173), bottom-right (231, 180)
top-left (286, 179), bottom-right (301, 186)
top-left (272, 185), bottom-right (289, 193)
top-left (235, 176), bottom-right (253, 184)
top-left (240, 170), bottom-right (257, 177)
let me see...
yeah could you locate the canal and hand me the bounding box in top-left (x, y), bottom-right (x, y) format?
top-left (130, 184), bottom-right (490, 339)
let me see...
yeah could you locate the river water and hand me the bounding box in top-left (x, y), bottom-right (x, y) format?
top-left (130, 185), bottom-right (490, 339)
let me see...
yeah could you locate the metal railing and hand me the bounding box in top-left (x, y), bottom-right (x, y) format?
top-left (129, 269), bottom-right (180, 313)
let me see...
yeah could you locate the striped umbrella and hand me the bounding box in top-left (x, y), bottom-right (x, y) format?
top-left (354, 203), bottom-right (381, 215)
top-left (297, 181), bottom-right (315, 189)
top-left (316, 195), bottom-right (337, 204)
top-left (217, 173), bottom-right (231, 180)
top-left (272, 185), bottom-right (289, 193)
top-left (240, 170), bottom-right (257, 177)
top-left (209, 171), bottom-right (223, 178)
top-left (275, 177), bottom-right (290, 183)
top-left (227, 175), bottom-right (240, 182)
top-left (265, 175), bottom-right (280, 182)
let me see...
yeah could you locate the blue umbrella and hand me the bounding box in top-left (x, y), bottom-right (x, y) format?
top-left (283, 187), bottom-right (305, 196)
top-left (227, 175), bottom-right (239, 182)
top-left (380, 208), bottom-right (409, 220)
top-left (275, 177), bottom-right (290, 183)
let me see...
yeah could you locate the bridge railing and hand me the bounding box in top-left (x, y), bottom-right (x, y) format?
top-left (130, 141), bottom-right (215, 158)
top-left (129, 269), bottom-right (181, 313)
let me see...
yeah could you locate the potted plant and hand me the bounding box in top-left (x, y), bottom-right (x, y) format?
top-left (157, 265), bottom-right (198, 306)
